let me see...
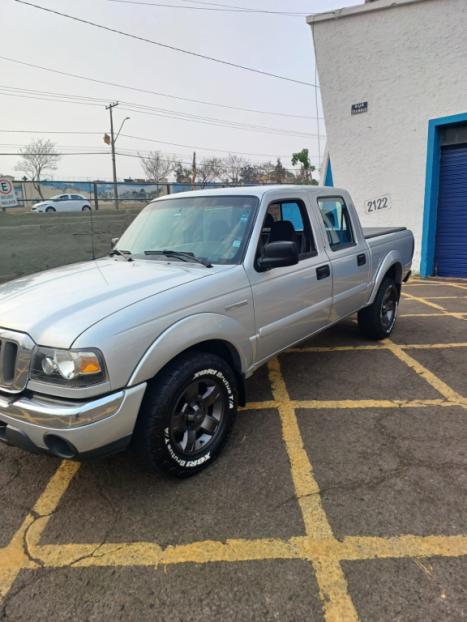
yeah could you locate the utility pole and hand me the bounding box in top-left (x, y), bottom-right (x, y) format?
top-left (105, 102), bottom-right (119, 210)
top-left (191, 151), bottom-right (197, 190)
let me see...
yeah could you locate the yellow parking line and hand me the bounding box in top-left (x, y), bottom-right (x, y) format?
top-left (28, 532), bottom-right (467, 569)
top-left (243, 398), bottom-right (462, 411)
top-left (239, 400), bottom-right (277, 411)
top-left (339, 534), bottom-right (467, 561)
top-left (268, 357), bottom-right (359, 622)
top-left (401, 292), bottom-right (466, 319)
top-left (422, 296), bottom-right (467, 300)
top-left (32, 538), bottom-right (301, 568)
top-left (446, 282), bottom-right (467, 292)
top-left (402, 342), bottom-right (467, 349)
top-left (293, 399), bottom-right (457, 410)
top-left (401, 291), bottom-right (447, 311)
top-left (385, 341), bottom-right (466, 404)
top-left (0, 461), bottom-right (79, 603)
top-left (288, 345), bottom-right (385, 353)
top-left (268, 358), bottom-right (332, 538)
top-left (400, 312), bottom-right (451, 318)
top-left (289, 342), bottom-right (467, 353)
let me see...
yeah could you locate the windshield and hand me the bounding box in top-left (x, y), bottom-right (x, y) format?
top-left (117, 195), bottom-right (258, 265)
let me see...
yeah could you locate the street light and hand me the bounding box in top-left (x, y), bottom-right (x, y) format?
top-left (115, 116), bottom-right (130, 143)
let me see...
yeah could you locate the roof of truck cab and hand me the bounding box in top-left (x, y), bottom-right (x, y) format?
top-left (151, 185), bottom-right (343, 202)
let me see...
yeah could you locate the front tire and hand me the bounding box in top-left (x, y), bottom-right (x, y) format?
top-left (45, 206), bottom-right (56, 212)
top-left (358, 277), bottom-right (399, 340)
top-left (82, 205), bottom-right (91, 212)
top-left (131, 352), bottom-right (238, 478)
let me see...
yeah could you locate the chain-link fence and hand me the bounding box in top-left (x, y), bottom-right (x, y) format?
top-left (7, 180), bottom-right (265, 212)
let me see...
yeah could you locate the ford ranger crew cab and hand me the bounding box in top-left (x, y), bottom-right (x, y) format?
top-left (0, 186), bottom-right (414, 477)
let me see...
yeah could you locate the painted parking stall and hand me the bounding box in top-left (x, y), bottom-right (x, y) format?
top-left (0, 278), bottom-right (466, 620)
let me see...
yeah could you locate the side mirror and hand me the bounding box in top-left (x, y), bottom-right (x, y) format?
top-left (111, 237), bottom-right (119, 248)
top-left (257, 241), bottom-right (299, 271)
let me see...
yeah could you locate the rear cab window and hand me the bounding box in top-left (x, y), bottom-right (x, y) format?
top-left (317, 196), bottom-right (355, 251)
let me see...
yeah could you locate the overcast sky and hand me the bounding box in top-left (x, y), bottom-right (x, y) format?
top-left (0, 0), bottom-right (362, 181)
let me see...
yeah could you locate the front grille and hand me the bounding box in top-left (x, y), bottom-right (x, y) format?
top-left (0, 330), bottom-right (35, 393)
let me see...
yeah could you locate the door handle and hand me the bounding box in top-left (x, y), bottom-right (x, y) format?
top-left (357, 253), bottom-right (367, 266)
top-left (316, 264), bottom-right (330, 280)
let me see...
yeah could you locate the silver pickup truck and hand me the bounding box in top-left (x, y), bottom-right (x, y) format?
top-left (0, 186), bottom-right (413, 477)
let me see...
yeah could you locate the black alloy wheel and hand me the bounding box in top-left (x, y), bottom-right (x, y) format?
top-left (169, 378), bottom-right (225, 455)
top-left (380, 283), bottom-right (398, 331)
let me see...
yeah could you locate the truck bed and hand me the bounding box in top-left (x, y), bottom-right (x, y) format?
top-left (363, 227), bottom-right (407, 240)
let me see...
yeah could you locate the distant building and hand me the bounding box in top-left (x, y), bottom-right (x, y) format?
top-left (308, 0), bottom-right (467, 277)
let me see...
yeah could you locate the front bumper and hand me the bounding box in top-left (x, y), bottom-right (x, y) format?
top-left (0, 383), bottom-right (147, 459)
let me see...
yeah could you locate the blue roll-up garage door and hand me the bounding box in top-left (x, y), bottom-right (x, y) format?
top-left (435, 144), bottom-right (467, 277)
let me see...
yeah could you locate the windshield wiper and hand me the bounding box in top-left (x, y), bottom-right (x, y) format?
top-left (144, 249), bottom-right (212, 268)
top-left (109, 248), bottom-right (133, 262)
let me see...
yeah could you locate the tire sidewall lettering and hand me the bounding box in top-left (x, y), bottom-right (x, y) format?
top-left (193, 368), bottom-right (235, 409)
top-left (163, 426), bottom-right (212, 468)
top-left (163, 366), bottom-right (235, 470)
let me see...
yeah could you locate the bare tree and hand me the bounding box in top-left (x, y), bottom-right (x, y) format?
top-left (174, 161), bottom-right (192, 183)
top-left (139, 151), bottom-right (175, 183)
top-left (197, 157), bottom-right (224, 188)
top-left (15, 139), bottom-right (60, 199)
top-left (222, 154), bottom-right (248, 184)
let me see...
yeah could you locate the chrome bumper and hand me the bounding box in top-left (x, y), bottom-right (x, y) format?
top-left (0, 383), bottom-right (147, 458)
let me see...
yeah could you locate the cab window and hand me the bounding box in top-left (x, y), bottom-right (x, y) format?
top-left (258, 199), bottom-right (316, 260)
top-left (318, 197), bottom-right (355, 250)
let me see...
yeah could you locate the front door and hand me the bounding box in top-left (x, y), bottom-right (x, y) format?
top-left (247, 197), bottom-right (333, 364)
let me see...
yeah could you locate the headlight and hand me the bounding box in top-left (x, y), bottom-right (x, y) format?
top-left (31, 347), bottom-right (107, 387)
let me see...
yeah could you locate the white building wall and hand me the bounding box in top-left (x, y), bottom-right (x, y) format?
top-left (309, 0), bottom-right (467, 270)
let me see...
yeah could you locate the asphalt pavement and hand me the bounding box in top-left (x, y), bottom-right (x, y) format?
top-left (1, 278), bottom-right (466, 621)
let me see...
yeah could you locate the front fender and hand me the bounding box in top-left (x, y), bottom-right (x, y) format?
top-left (128, 313), bottom-right (253, 387)
top-left (368, 251), bottom-right (403, 304)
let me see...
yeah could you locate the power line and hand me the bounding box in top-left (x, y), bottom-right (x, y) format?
top-left (0, 85), bottom-right (324, 139)
top-left (106, 0), bottom-right (309, 17)
top-left (0, 55), bottom-right (320, 119)
top-left (0, 129), bottom-right (102, 135)
top-left (0, 132), bottom-right (321, 160)
top-left (119, 133), bottom-right (320, 159)
top-left (0, 152), bottom-right (110, 156)
top-left (13, 0), bottom-right (317, 87)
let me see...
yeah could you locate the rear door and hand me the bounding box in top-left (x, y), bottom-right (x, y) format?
top-left (317, 194), bottom-right (371, 320)
top-left (246, 194), bottom-right (332, 363)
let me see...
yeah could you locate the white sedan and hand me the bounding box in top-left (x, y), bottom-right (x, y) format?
top-left (32, 193), bottom-right (92, 213)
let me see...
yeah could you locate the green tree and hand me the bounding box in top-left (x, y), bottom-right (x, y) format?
top-left (291, 148), bottom-right (316, 185)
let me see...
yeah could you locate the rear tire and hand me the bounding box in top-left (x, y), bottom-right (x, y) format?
top-left (82, 205), bottom-right (91, 212)
top-left (358, 277), bottom-right (399, 340)
top-left (131, 352), bottom-right (238, 478)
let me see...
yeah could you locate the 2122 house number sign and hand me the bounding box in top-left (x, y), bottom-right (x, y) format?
top-left (365, 194), bottom-right (392, 214)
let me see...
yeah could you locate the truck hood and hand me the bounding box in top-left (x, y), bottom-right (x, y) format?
top-left (0, 258), bottom-right (223, 347)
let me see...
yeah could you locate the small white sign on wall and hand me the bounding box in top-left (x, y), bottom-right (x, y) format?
top-left (365, 194), bottom-right (391, 215)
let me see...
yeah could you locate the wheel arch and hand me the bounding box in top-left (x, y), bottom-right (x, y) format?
top-left (128, 314), bottom-right (252, 405)
top-left (368, 253), bottom-right (403, 304)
